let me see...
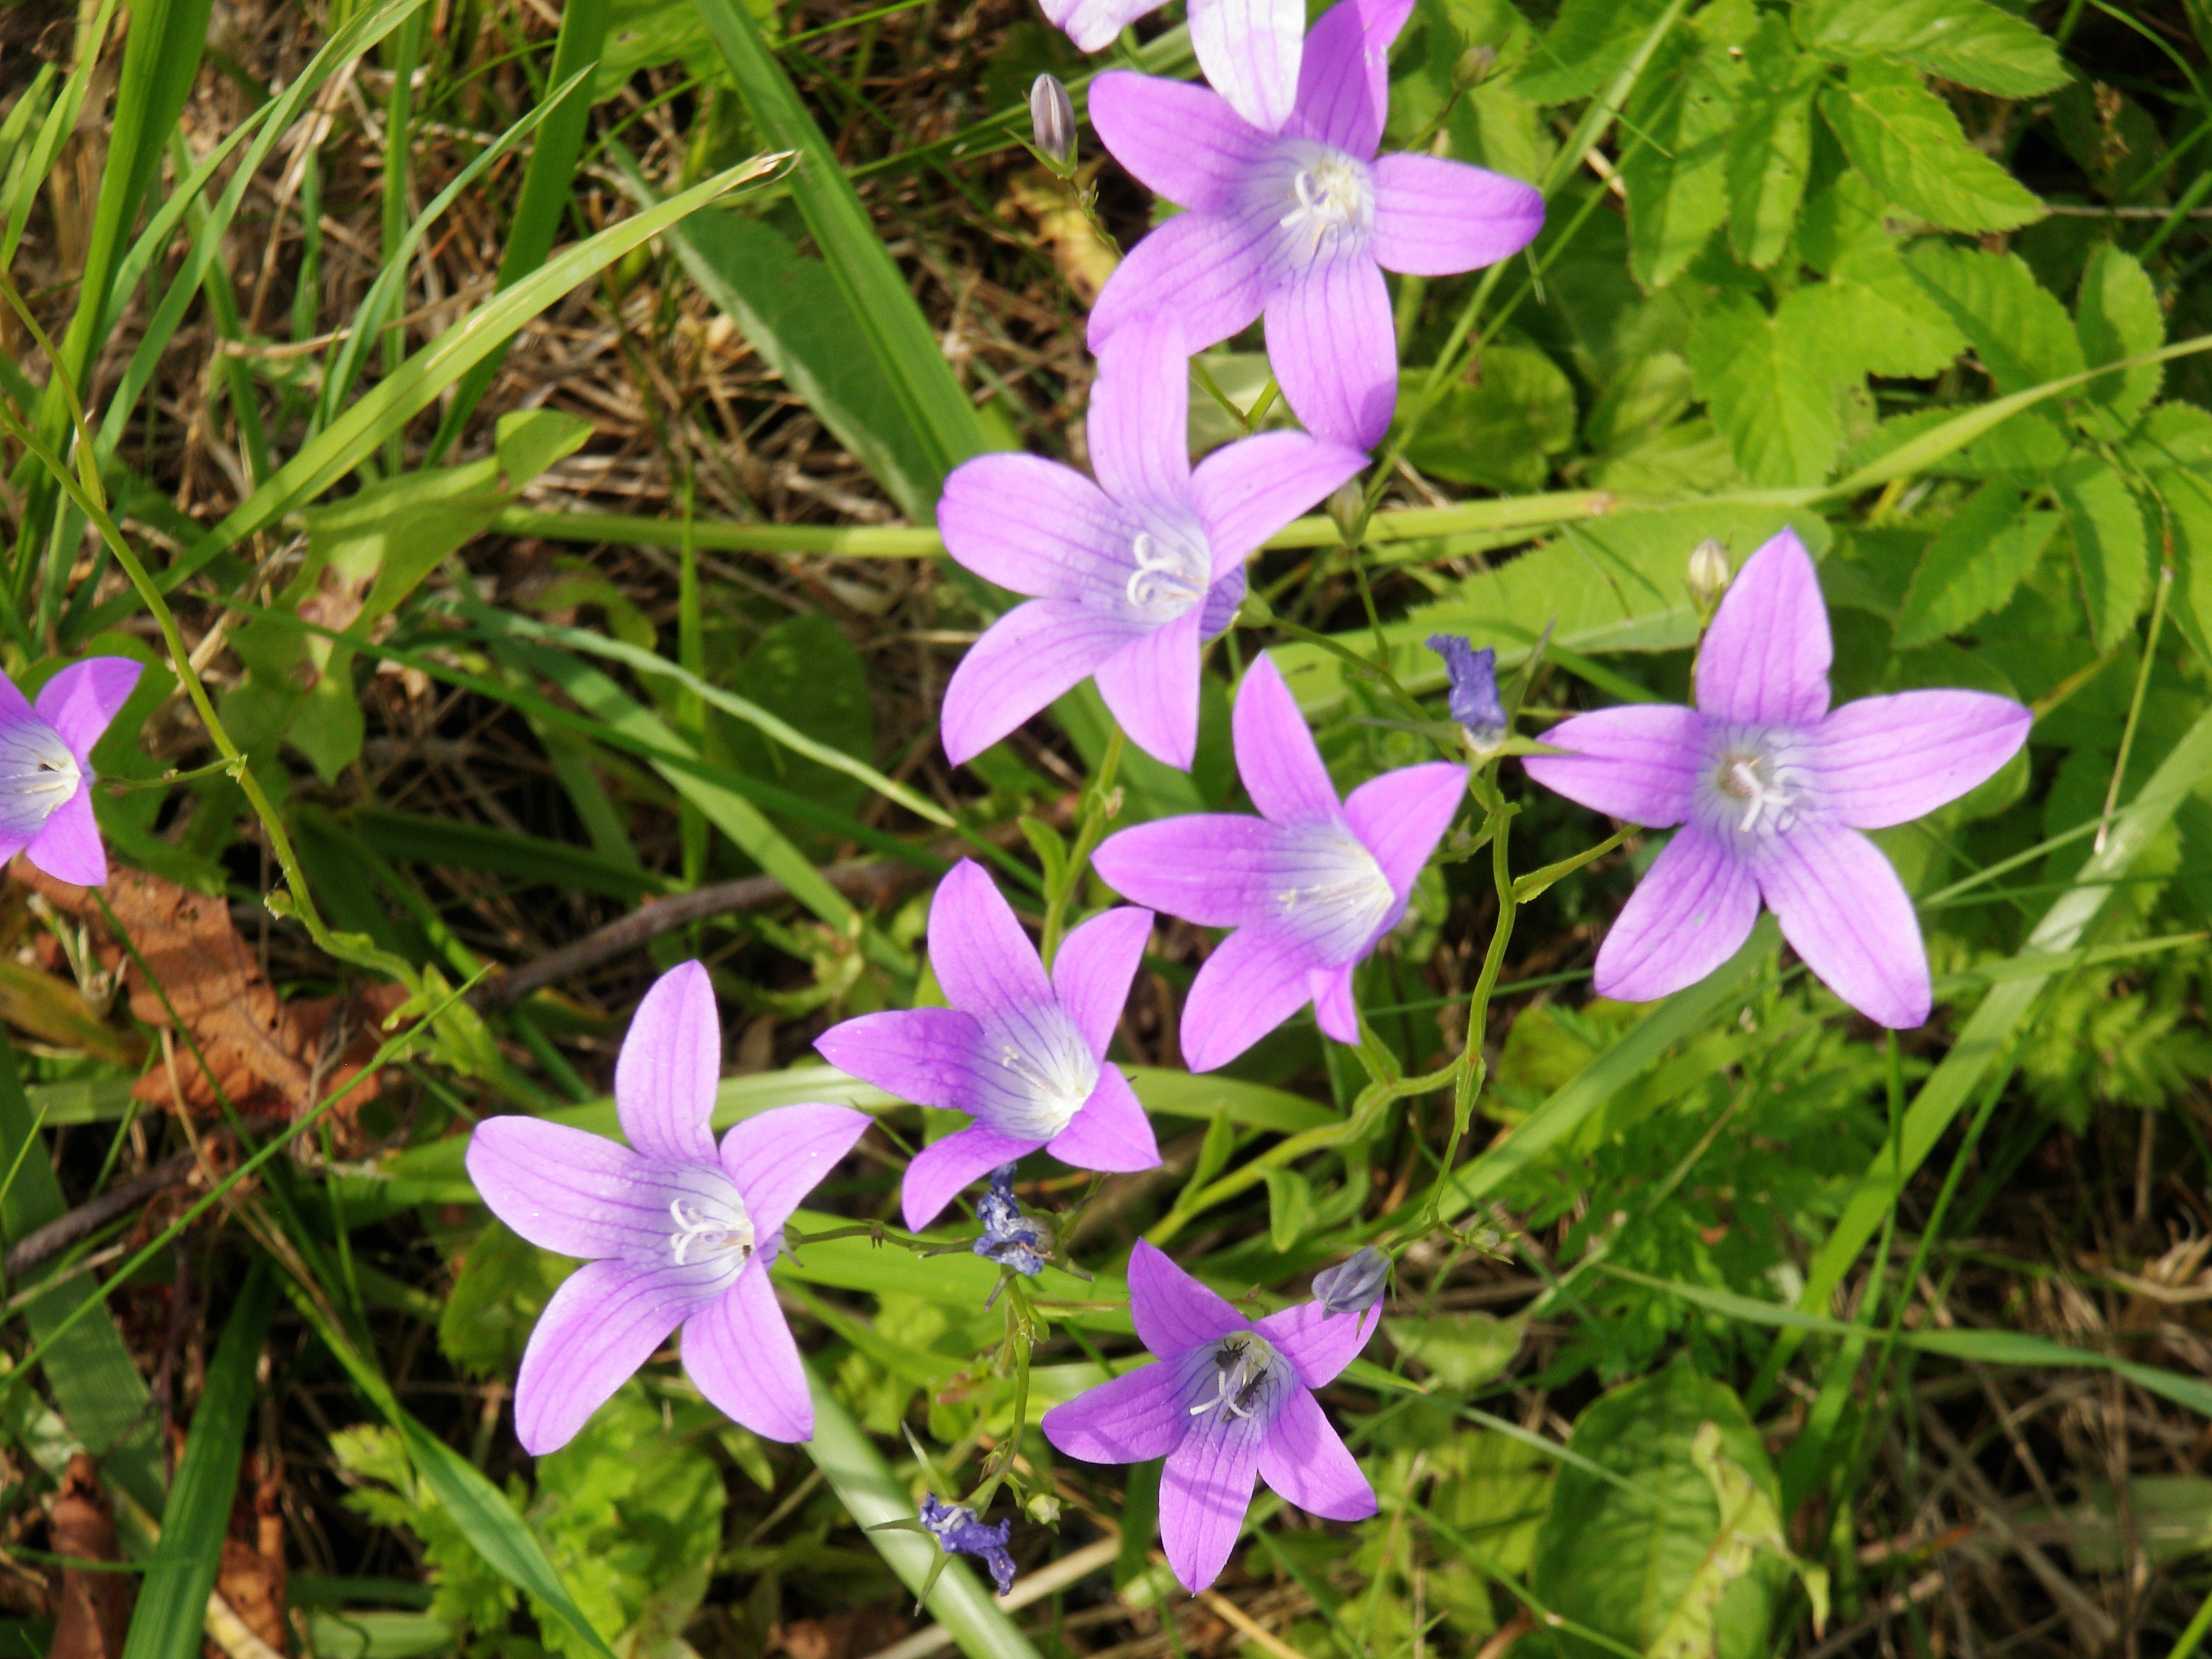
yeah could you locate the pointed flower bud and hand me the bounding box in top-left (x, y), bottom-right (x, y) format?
top-left (1312, 1245), bottom-right (1389, 1317)
top-left (1327, 480), bottom-right (1368, 546)
top-left (1687, 537), bottom-right (1732, 611)
top-left (920, 1494), bottom-right (1017, 1595)
top-left (1426, 634), bottom-right (1508, 754)
top-left (1030, 74), bottom-right (1076, 172)
top-left (1454, 44), bottom-right (1496, 88)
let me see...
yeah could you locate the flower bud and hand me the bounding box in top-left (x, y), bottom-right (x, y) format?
top-left (1687, 538), bottom-right (1731, 611)
top-left (1454, 44), bottom-right (1496, 89)
top-left (1427, 633), bottom-right (1508, 754)
top-left (1312, 1245), bottom-right (1389, 1317)
top-left (1327, 480), bottom-right (1369, 546)
top-left (1030, 74), bottom-right (1076, 171)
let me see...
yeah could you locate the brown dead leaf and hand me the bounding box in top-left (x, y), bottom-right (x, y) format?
top-left (47, 1454), bottom-right (133, 1659)
top-left (203, 1453), bottom-right (287, 1658)
top-left (1001, 165), bottom-right (1118, 304)
top-left (771, 1606), bottom-right (910, 1659)
top-left (13, 860), bottom-right (407, 1130)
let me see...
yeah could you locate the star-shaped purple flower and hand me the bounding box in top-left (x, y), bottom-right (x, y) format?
top-left (0, 658), bottom-right (141, 886)
top-left (1086, 0), bottom-right (1544, 449)
top-left (1521, 528), bottom-right (2033, 1028)
top-left (938, 309), bottom-right (1363, 771)
top-left (1041, 0), bottom-right (1305, 135)
top-left (465, 961), bottom-right (871, 1452)
top-left (1041, 1240), bottom-right (1379, 1594)
top-left (814, 860), bottom-right (1162, 1232)
top-left (1091, 654), bottom-right (1464, 1070)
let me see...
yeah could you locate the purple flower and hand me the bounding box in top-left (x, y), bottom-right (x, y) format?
top-left (465, 961), bottom-right (871, 1453)
top-left (1040, 0), bottom-right (1305, 135)
top-left (1521, 528), bottom-right (2033, 1028)
top-left (1041, 1240), bottom-right (1379, 1594)
top-left (920, 1493), bottom-right (1018, 1595)
top-left (0, 658), bottom-right (141, 886)
top-left (1310, 1245), bottom-right (1388, 1317)
top-left (974, 1162), bottom-right (1051, 1281)
top-left (938, 309), bottom-right (1363, 771)
top-left (1091, 654), bottom-right (1464, 1070)
top-left (1085, 0), bottom-right (1544, 449)
top-left (814, 860), bottom-right (1162, 1232)
top-left (1428, 634), bottom-right (1506, 749)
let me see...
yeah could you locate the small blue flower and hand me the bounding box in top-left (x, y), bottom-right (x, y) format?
top-left (920, 1493), bottom-right (1017, 1595)
top-left (1426, 634), bottom-right (1507, 751)
top-left (974, 1163), bottom-right (1051, 1281)
top-left (1311, 1246), bottom-right (1389, 1318)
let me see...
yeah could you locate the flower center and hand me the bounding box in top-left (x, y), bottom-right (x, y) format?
top-left (1275, 147), bottom-right (1372, 263)
top-left (666, 1189), bottom-right (755, 1268)
top-left (977, 1007), bottom-right (1099, 1141)
top-left (1187, 1332), bottom-right (1281, 1423)
top-left (1125, 529), bottom-right (1210, 614)
top-left (0, 721), bottom-right (80, 841)
top-left (1701, 728), bottom-right (1814, 840)
top-left (1273, 823), bottom-right (1397, 964)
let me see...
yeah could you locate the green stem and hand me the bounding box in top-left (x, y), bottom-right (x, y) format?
top-left (1041, 728), bottom-right (1124, 965)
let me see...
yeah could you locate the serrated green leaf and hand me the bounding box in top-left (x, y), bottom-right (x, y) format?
top-left (1618, 7), bottom-right (1748, 289)
top-left (1725, 86), bottom-right (1814, 269)
top-left (2127, 402), bottom-right (2212, 473)
top-left (2057, 460), bottom-right (2150, 649)
top-left (1797, 0), bottom-right (2068, 98)
top-left (1686, 290), bottom-right (1842, 486)
top-left (1510, 0), bottom-right (1674, 104)
top-left (1820, 60), bottom-right (2043, 233)
top-left (1894, 481), bottom-right (2060, 648)
top-left (2076, 242), bottom-right (2164, 427)
top-left (1798, 234), bottom-right (1969, 380)
top-left (1400, 347), bottom-right (1578, 491)
top-left (1904, 241), bottom-right (2083, 394)
top-left (1385, 1311), bottom-right (1525, 1391)
top-left (2159, 468), bottom-right (2212, 665)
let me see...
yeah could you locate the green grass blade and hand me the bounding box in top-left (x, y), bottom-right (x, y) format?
top-left (142, 150), bottom-right (791, 603)
top-left (802, 1367), bottom-right (1044, 1659)
top-left (427, 0), bottom-right (611, 461)
top-left (695, 0), bottom-right (994, 502)
top-left (120, 1262), bottom-right (275, 1659)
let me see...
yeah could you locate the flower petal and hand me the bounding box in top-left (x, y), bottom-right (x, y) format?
top-left (1130, 1238), bottom-right (1250, 1358)
top-left (1520, 704), bottom-right (1707, 827)
top-left (1256, 1387), bottom-right (1376, 1521)
top-left (682, 1260), bottom-right (814, 1441)
top-left (928, 858), bottom-right (1053, 1013)
top-left (0, 671), bottom-right (35, 726)
top-left (1181, 919), bottom-right (1321, 1073)
top-left (1053, 905), bottom-right (1155, 1057)
top-left (1091, 814), bottom-right (1293, 928)
top-left (613, 961), bottom-right (722, 1165)
top-left (466, 1116), bottom-right (686, 1261)
top-left (814, 1007), bottom-right (984, 1111)
top-left (1342, 761), bottom-right (1465, 895)
top-left (1050, 0), bottom-right (1158, 53)
top-left (1088, 206), bottom-right (1272, 357)
top-left (1087, 69), bottom-right (1269, 215)
top-left (1307, 964), bottom-right (1358, 1044)
top-left (1253, 1301), bottom-right (1377, 1389)
top-left (939, 454), bottom-right (1133, 604)
top-left (1757, 822), bottom-right (1930, 1028)
top-left (1263, 250), bottom-right (1396, 449)
top-left (513, 1259), bottom-right (704, 1454)
top-left (1283, 0), bottom-right (1413, 156)
top-left (1694, 527), bottom-right (1832, 728)
top-left (1594, 826), bottom-right (1760, 1004)
top-left (903, 1121), bottom-right (1042, 1232)
top-left (1370, 153), bottom-right (1544, 278)
top-left (1042, 1356), bottom-right (1191, 1464)
top-left (24, 788), bottom-right (104, 887)
top-left (1809, 691), bottom-right (2031, 830)
top-left (1095, 609), bottom-right (1204, 771)
top-left (942, 598), bottom-right (1141, 766)
top-left (34, 659), bottom-right (141, 766)
top-left (1161, 1411), bottom-right (1265, 1593)
top-left (1048, 1064), bottom-right (1161, 1173)
top-left (1188, 0), bottom-right (1305, 133)
top-left (1088, 308), bottom-right (1193, 511)
top-left (1235, 652), bottom-right (1342, 825)
top-left (1190, 431), bottom-right (1369, 570)
top-left (720, 1104), bottom-right (873, 1242)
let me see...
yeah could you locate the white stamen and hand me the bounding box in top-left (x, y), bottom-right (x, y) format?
top-left (667, 1194), bottom-right (755, 1267)
top-left (1704, 730), bottom-right (1814, 840)
top-left (1274, 151), bottom-right (1372, 261)
top-left (1125, 529), bottom-right (1208, 612)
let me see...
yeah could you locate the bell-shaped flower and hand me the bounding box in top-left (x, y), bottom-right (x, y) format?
top-left (464, 961), bottom-right (871, 1453)
top-left (1041, 1241), bottom-right (1379, 1593)
top-left (0, 658), bottom-right (141, 886)
top-left (920, 1494), bottom-right (1018, 1595)
top-left (814, 860), bottom-right (1162, 1231)
top-left (1521, 528), bottom-right (2033, 1027)
top-left (937, 309), bottom-right (1364, 771)
top-left (1091, 654), bottom-right (1464, 1070)
top-left (1042, 0), bottom-right (1305, 135)
top-left (1086, 0), bottom-right (1544, 449)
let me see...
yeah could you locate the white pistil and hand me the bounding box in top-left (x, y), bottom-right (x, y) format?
top-left (1707, 734), bottom-right (1811, 839)
top-left (667, 1195), bottom-right (755, 1267)
top-left (1125, 530), bottom-right (1208, 612)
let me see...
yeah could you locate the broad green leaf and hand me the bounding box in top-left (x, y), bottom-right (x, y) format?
top-left (2077, 242), bottom-right (2164, 426)
top-left (1797, 0), bottom-right (2069, 97)
top-left (1385, 1312), bottom-right (1526, 1390)
top-left (2055, 458), bottom-right (2150, 649)
top-left (1649, 1423), bottom-right (1828, 1659)
top-left (1789, 191), bottom-right (1968, 379)
top-left (1511, 0), bottom-right (1674, 104)
top-left (1725, 86), bottom-right (1814, 269)
top-left (722, 613), bottom-right (877, 823)
top-left (1530, 1363), bottom-right (1783, 1659)
top-left (1618, 2), bottom-right (1748, 289)
top-left (1903, 241), bottom-right (2083, 394)
top-left (1400, 347), bottom-right (1578, 491)
top-left (1820, 60), bottom-right (2043, 233)
top-left (1263, 1166), bottom-right (1315, 1252)
top-left (2160, 468), bottom-right (2212, 665)
top-left (122, 1264), bottom-right (275, 1659)
top-left (1686, 290), bottom-right (1842, 486)
top-left (1894, 481), bottom-right (2060, 648)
